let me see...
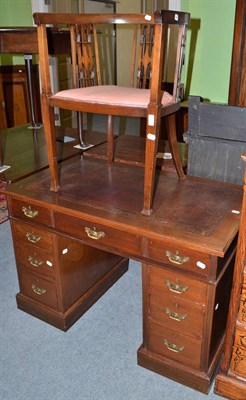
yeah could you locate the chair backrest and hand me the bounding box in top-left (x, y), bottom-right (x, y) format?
top-left (33, 10), bottom-right (190, 104)
top-left (70, 23), bottom-right (101, 88)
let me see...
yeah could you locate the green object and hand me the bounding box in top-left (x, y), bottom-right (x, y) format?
top-left (0, 0), bottom-right (33, 66)
top-left (181, 0), bottom-right (236, 104)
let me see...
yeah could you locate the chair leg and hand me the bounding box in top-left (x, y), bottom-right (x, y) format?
top-left (77, 112), bottom-right (93, 150)
top-left (142, 108), bottom-right (161, 216)
top-left (107, 115), bottom-right (114, 163)
top-left (166, 113), bottom-right (186, 180)
top-left (41, 94), bottom-right (60, 192)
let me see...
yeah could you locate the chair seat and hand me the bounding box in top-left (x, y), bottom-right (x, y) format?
top-left (52, 85), bottom-right (173, 108)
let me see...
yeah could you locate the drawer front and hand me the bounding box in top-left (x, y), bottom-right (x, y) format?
top-left (19, 269), bottom-right (58, 309)
top-left (149, 265), bottom-right (207, 304)
top-left (17, 243), bottom-right (55, 277)
top-left (54, 212), bottom-right (141, 257)
top-left (147, 320), bottom-right (202, 369)
top-left (149, 292), bottom-right (205, 338)
top-left (13, 220), bottom-right (53, 251)
top-left (9, 198), bottom-right (51, 227)
top-left (148, 240), bottom-right (211, 277)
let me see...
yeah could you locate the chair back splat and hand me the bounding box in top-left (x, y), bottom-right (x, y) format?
top-left (33, 10), bottom-right (190, 215)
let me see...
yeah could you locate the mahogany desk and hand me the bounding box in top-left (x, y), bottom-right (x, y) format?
top-left (1, 154), bottom-right (243, 394)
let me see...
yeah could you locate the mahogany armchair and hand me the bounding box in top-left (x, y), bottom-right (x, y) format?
top-left (33, 10), bottom-right (190, 215)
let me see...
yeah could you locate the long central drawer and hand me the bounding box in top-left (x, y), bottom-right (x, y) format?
top-left (54, 211), bottom-right (141, 257)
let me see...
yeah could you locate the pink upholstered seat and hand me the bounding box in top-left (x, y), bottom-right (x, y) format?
top-left (52, 85), bottom-right (173, 108)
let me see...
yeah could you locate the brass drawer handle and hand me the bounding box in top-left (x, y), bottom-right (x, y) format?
top-left (28, 256), bottom-right (43, 268)
top-left (163, 339), bottom-right (184, 353)
top-left (26, 232), bottom-right (41, 243)
top-left (165, 307), bottom-right (187, 321)
top-left (84, 227), bottom-right (105, 240)
top-left (165, 251), bottom-right (190, 265)
top-left (32, 284), bottom-right (46, 296)
top-left (165, 280), bottom-right (188, 294)
top-left (22, 206), bottom-right (39, 219)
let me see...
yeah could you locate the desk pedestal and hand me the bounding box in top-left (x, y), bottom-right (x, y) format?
top-left (138, 256), bottom-right (236, 394)
top-left (11, 216), bottom-right (128, 331)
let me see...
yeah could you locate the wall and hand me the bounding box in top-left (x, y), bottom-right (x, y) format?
top-left (0, 0), bottom-right (33, 65)
top-left (115, 0), bottom-right (170, 86)
top-left (0, 0), bottom-right (237, 103)
top-left (181, 0), bottom-right (236, 103)
top-left (116, 0), bottom-right (142, 86)
top-left (0, 0), bottom-right (32, 25)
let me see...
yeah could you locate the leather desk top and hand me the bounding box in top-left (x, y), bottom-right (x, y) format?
top-left (1, 157), bottom-right (243, 257)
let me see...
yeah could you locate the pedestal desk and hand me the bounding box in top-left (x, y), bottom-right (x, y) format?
top-left (1, 156), bottom-right (243, 394)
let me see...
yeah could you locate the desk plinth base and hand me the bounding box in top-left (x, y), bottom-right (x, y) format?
top-left (214, 373), bottom-right (246, 400)
top-left (137, 345), bottom-right (219, 394)
top-left (16, 258), bottom-right (129, 332)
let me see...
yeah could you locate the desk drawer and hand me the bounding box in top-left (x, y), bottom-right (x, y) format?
top-left (17, 243), bottom-right (55, 278)
top-left (19, 269), bottom-right (58, 309)
top-left (149, 291), bottom-right (205, 338)
top-left (149, 265), bottom-right (207, 304)
top-left (13, 220), bottom-right (53, 251)
top-left (9, 198), bottom-right (51, 227)
top-left (148, 240), bottom-right (211, 277)
top-left (147, 320), bottom-right (202, 369)
top-left (54, 212), bottom-right (141, 257)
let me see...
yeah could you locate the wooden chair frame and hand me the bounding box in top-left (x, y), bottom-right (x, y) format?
top-left (33, 10), bottom-right (190, 215)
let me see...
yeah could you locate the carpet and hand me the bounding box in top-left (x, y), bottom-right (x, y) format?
top-left (0, 182), bottom-right (8, 224)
